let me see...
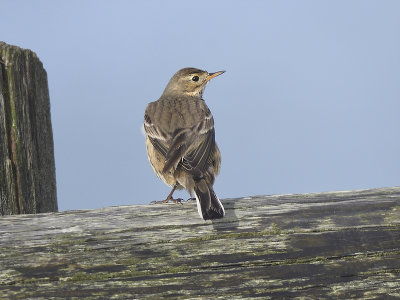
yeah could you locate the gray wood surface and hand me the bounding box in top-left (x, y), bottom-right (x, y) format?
top-left (0, 187), bottom-right (399, 299)
top-left (0, 42), bottom-right (57, 215)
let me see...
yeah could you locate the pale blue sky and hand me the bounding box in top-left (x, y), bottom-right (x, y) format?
top-left (1, 1), bottom-right (399, 211)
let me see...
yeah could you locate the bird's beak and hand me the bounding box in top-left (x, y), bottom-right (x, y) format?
top-left (207, 70), bottom-right (225, 81)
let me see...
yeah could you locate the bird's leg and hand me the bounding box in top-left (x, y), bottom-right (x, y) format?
top-left (151, 184), bottom-right (183, 204)
top-left (166, 184), bottom-right (178, 201)
top-left (166, 184), bottom-right (184, 204)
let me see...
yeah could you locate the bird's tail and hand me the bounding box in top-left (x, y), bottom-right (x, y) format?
top-left (193, 178), bottom-right (225, 220)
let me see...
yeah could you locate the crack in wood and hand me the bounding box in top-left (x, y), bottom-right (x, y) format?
top-left (0, 57), bottom-right (23, 214)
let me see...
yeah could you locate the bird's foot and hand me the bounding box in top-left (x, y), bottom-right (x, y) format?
top-left (172, 198), bottom-right (184, 204)
top-left (151, 197), bottom-right (183, 205)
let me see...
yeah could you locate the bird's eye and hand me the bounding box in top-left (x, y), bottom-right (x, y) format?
top-left (192, 75), bottom-right (199, 82)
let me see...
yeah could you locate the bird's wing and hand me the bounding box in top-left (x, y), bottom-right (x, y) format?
top-left (144, 112), bottom-right (169, 157)
top-left (180, 129), bottom-right (215, 173)
top-left (163, 109), bottom-right (215, 174)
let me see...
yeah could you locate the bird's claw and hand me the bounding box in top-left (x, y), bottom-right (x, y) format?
top-left (151, 197), bottom-right (183, 205)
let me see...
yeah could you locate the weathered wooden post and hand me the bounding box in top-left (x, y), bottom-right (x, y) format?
top-left (0, 42), bottom-right (57, 215)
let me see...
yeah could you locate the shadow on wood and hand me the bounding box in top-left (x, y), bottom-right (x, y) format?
top-left (0, 187), bottom-right (399, 298)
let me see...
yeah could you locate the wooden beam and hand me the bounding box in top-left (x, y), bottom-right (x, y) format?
top-left (0, 187), bottom-right (399, 298)
top-left (0, 42), bottom-right (57, 215)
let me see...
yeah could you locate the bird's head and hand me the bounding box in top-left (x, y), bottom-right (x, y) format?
top-left (162, 67), bottom-right (225, 97)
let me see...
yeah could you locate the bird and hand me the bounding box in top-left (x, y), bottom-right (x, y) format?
top-left (143, 67), bottom-right (225, 220)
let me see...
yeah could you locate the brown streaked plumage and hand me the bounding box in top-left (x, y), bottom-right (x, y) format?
top-left (144, 67), bottom-right (225, 220)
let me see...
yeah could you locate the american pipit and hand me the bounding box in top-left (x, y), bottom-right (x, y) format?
top-left (143, 67), bottom-right (225, 220)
